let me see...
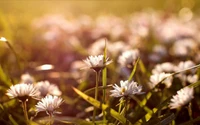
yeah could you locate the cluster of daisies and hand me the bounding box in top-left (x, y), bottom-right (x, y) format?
top-left (82, 54), bottom-right (196, 110)
top-left (6, 74), bottom-right (63, 117)
top-left (5, 48), bottom-right (198, 123)
top-left (3, 9), bottom-right (200, 124)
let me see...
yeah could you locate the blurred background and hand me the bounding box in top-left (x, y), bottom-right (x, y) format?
top-left (1, 0), bottom-right (200, 121)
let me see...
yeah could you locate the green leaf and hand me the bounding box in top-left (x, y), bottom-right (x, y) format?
top-left (102, 39), bottom-right (108, 121)
top-left (138, 60), bottom-right (147, 74)
top-left (145, 113), bottom-right (175, 125)
top-left (128, 58), bottom-right (140, 82)
top-left (73, 87), bottom-right (126, 124)
top-left (8, 115), bottom-right (19, 125)
top-left (0, 65), bottom-right (12, 87)
top-left (55, 116), bottom-right (93, 125)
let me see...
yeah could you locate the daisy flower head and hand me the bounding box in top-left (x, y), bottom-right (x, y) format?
top-left (6, 83), bottom-right (40, 101)
top-left (110, 80), bottom-right (143, 98)
top-left (149, 72), bottom-right (172, 89)
top-left (175, 60), bottom-right (195, 72)
top-left (35, 81), bottom-right (62, 97)
top-left (118, 49), bottom-right (140, 68)
top-left (83, 55), bottom-right (112, 72)
top-left (169, 87), bottom-right (194, 109)
top-left (36, 95), bottom-right (64, 116)
top-left (152, 62), bottom-right (175, 74)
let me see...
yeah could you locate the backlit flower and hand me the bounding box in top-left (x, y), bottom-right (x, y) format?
top-left (36, 95), bottom-right (63, 116)
top-left (187, 74), bottom-right (198, 84)
top-left (152, 62), bottom-right (175, 74)
top-left (175, 60), bottom-right (195, 72)
top-left (6, 83), bottom-right (39, 101)
top-left (118, 49), bottom-right (140, 68)
top-left (149, 72), bottom-right (172, 88)
top-left (35, 81), bottom-right (62, 97)
top-left (83, 55), bottom-right (112, 72)
top-left (169, 87), bottom-right (194, 109)
top-left (110, 80), bottom-right (143, 98)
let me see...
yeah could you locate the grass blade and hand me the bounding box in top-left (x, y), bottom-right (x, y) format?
top-left (73, 87), bottom-right (126, 124)
top-left (128, 58), bottom-right (140, 82)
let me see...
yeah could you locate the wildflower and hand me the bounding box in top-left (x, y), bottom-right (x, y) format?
top-left (118, 49), bottom-right (140, 68)
top-left (88, 38), bottom-right (111, 55)
top-left (110, 80), bottom-right (143, 98)
top-left (152, 62), bottom-right (175, 74)
top-left (36, 95), bottom-right (63, 116)
top-left (35, 81), bottom-right (62, 97)
top-left (83, 55), bottom-right (112, 72)
top-left (149, 72), bottom-right (172, 89)
top-left (171, 39), bottom-right (197, 57)
top-left (169, 87), bottom-right (194, 109)
top-left (175, 60), bottom-right (195, 72)
top-left (20, 73), bottom-right (35, 84)
top-left (187, 74), bottom-right (198, 84)
top-left (6, 83), bottom-right (39, 101)
top-left (109, 41), bottom-right (131, 57)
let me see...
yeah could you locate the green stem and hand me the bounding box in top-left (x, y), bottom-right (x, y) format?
top-left (5, 41), bottom-right (22, 73)
top-left (125, 98), bottom-right (129, 125)
top-left (102, 66), bottom-right (107, 122)
top-left (22, 101), bottom-right (29, 125)
top-left (188, 103), bottom-right (193, 121)
top-left (93, 71), bottom-right (100, 123)
top-left (48, 114), bottom-right (54, 125)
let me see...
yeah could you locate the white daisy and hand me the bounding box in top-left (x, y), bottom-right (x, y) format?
top-left (175, 60), bottom-right (195, 72)
top-left (110, 80), bottom-right (143, 98)
top-left (35, 81), bottom-right (62, 97)
top-left (152, 62), bottom-right (175, 74)
top-left (149, 72), bottom-right (172, 89)
top-left (6, 83), bottom-right (39, 101)
top-left (83, 55), bottom-right (112, 72)
top-left (36, 95), bottom-right (63, 116)
top-left (169, 87), bottom-right (194, 109)
top-left (118, 49), bottom-right (140, 68)
top-left (187, 74), bottom-right (198, 84)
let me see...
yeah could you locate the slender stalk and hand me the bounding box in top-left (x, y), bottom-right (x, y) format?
top-left (93, 70), bottom-right (100, 123)
top-left (103, 40), bottom-right (107, 122)
top-left (102, 66), bottom-right (107, 122)
top-left (48, 114), bottom-right (54, 125)
top-left (188, 103), bottom-right (193, 121)
top-left (5, 40), bottom-right (22, 73)
top-left (22, 101), bottom-right (29, 125)
top-left (125, 98), bottom-right (129, 125)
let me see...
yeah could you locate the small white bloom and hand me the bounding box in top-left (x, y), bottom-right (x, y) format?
top-left (118, 49), bottom-right (139, 68)
top-left (36, 95), bottom-right (63, 116)
top-left (152, 62), bottom-right (175, 74)
top-left (20, 73), bottom-right (35, 84)
top-left (35, 81), bottom-right (62, 97)
top-left (187, 74), bottom-right (198, 84)
top-left (171, 39), bottom-right (197, 57)
top-left (149, 72), bottom-right (172, 88)
top-left (175, 60), bottom-right (195, 72)
top-left (169, 87), bottom-right (194, 109)
top-left (110, 80), bottom-right (143, 98)
top-left (6, 83), bottom-right (39, 101)
top-left (83, 55), bottom-right (112, 71)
